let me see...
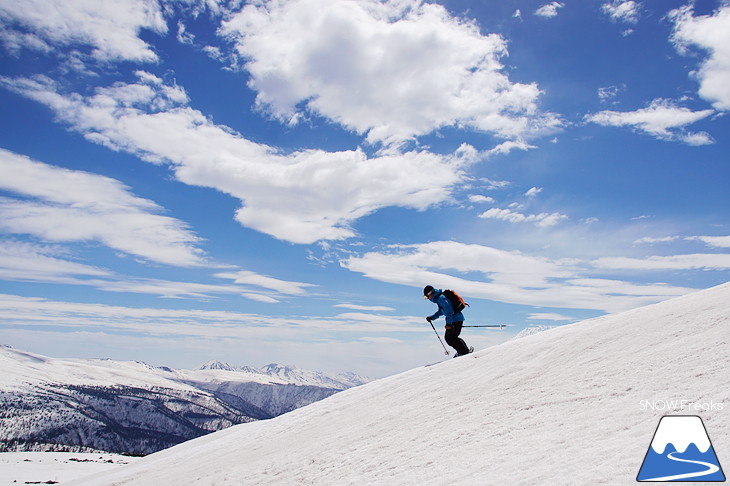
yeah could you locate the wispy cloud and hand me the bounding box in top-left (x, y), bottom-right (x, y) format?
top-left (215, 270), bottom-right (316, 296)
top-left (585, 98), bottom-right (715, 145)
top-left (594, 253), bottom-right (730, 271)
top-left (527, 312), bottom-right (574, 322)
top-left (341, 241), bottom-right (693, 313)
top-left (0, 240), bottom-right (315, 302)
top-left (690, 235), bottom-right (730, 249)
top-left (598, 85), bottom-right (625, 104)
top-left (468, 195), bottom-right (495, 204)
top-left (0, 240), bottom-right (110, 283)
top-left (601, 1), bottom-right (641, 25)
top-left (0, 148), bottom-right (207, 267)
top-left (634, 236), bottom-right (680, 245)
top-left (479, 207), bottom-right (568, 227)
top-left (334, 304), bottom-right (395, 312)
top-left (0, 293), bottom-right (420, 339)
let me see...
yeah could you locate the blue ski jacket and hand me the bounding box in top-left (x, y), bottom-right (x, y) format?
top-left (428, 289), bottom-right (465, 325)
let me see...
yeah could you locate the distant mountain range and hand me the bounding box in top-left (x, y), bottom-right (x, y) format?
top-left (0, 346), bottom-right (368, 455)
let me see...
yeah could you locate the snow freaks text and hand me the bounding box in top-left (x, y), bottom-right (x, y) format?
top-left (639, 399), bottom-right (724, 412)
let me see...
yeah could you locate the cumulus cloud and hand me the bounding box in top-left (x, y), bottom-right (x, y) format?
top-left (0, 0), bottom-right (167, 62)
top-left (341, 241), bottom-right (692, 312)
top-left (0, 148), bottom-right (207, 266)
top-left (669, 3), bottom-right (730, 111)
top-left (585, 98), bottom-right (715, 145)
top-left (0, 73), bottom-right (475, 244)
top-left (221, 0), bottom-right (561, 146)
top-left (534, 2), bottom-right (565, 18)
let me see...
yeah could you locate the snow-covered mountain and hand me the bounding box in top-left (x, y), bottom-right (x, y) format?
top-left (0, 348), bottom-right (368, 455)
top-left (195, 360), bottom-right (367, 389)
top-left (72, 282), bottom-right (730, 485)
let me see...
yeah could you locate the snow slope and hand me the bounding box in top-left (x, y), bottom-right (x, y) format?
top-left (73, 282), bottom-right (730, 485)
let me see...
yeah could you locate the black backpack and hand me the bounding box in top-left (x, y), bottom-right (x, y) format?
top-left (442, 289), bottom-right (468, 314)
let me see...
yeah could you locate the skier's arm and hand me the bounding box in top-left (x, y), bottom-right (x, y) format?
top-left (438, 294), bottom-right (455, 323)
top-left (428, 306), bottom-right (443, 322)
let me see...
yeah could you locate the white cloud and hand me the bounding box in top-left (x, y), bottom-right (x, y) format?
top-left (0, 241), bottom-right (205, 298)
top-left (535, 2), bottom-right (565, 18)
top-left (484, 139), bottom-right (538, 157)
top-left (334, 304), bottom-right (396, 312)
top-left (0, 148), bottom-right (207, 267)
top-left (594, 253), bottom-right (730, 271)
top-left (527, 312), bottom-right (574, 322)
top-left (91, 277), bottom-right (252, 300)
top-left (669, 4), bottom-right (730, 111)
top-left (215, 270), bottom-right (316, 296)
top-left (585, 98), bottom-right (715, 145)
top-left (601, 1), bottom-right (641, 25)
top-left (0, 240), bottom-right (110, 283)
top-left (0, 292), bottom-right (420, 339)
top-left (0, 0), bottom-right (167, 62)
top-left (525, 187), bottom-right (543, 198)
top-left (479, 207), bottom-right (568, 227)
top-left (689, 235), bottom-right (730, 249)
top-left (0, 240), bottom-right (312, 303)
top-left (0, 73), bottom-right (476, 244)
top-left (341, 241), bottom-right (693, 312)
top-left (598, 85), bottom-right (625, 104)
top-left (221, 0), bottom-right (562, 146)
top-left (241, 293), bottom-right (281, 304)
top-left (634, 236), bottom-right (680, 245)
top-left (468, 195), bottom-right (495, 204)
top-left (0, 242), bottom-right (258, 299)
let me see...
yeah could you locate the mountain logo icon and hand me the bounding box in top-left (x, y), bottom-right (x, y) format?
top-left (637, 415), bottom-right (725, 482)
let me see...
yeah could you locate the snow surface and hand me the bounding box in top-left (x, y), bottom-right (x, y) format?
top-left (72, 282), bottom-right (730, 485)
top-left (0, 452), bottom-right (139, 485)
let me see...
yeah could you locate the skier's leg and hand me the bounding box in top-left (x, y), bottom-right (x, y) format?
top-left (445, 322), bottom-right (470, 355)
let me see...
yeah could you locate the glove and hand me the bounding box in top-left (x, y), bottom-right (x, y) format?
top-left (426, 316), bottom-right (433, 323)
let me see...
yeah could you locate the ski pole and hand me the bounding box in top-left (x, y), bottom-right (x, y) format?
top-left (428, 318), bottom-right (450, 355)
top-left (462, 324), bottom-right (507, 329)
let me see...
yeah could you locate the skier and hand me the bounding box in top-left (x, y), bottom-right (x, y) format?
top-left (423, 285), bottom-right (473, 357)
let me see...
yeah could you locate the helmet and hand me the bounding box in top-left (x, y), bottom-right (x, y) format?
top-left (423, 285), bottom-right (435, 299)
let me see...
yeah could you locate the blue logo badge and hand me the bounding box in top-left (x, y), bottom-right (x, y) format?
top-left (637, 415), bottom-right (725, 482)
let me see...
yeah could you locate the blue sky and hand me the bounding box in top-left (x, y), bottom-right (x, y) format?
top-left (0, 0), bottom-right (728, 377)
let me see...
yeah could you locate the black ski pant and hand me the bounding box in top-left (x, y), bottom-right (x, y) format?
top-left (444, 321), bottom-right (470, 355)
